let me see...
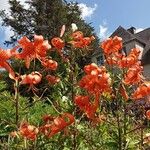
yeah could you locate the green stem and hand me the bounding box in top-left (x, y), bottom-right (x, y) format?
top-left (117, 113), bottom-right (122, 150)
top-left (123, 102), bottom-right (127, 148)
top-left (14, 79), bottom-right (19, 127)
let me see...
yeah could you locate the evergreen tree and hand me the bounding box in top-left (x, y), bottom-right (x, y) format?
top-left (0, 0), bottom-right (99, 48)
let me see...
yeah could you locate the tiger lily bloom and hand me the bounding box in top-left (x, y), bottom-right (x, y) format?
top-left (19, 122), bottom-right (38, 140)
top-left (131, 82), bottom-right (150, 99)
top-left (79, 63), bottom-right (111, 94)
top-left (146, 110), bottom-right (150, 120)
top-left (40, 113), bottom-right (74, 138)
top-left (20, 71), bottom-right (42, 91)
top-left (101, 36), bottom-right (122, 55)
top-left (46, 75), bottom-right (60, 85)
top-left (71, 31), bottom-right (83, 40)
top-left (70, 36), bottom-right (95, 49)
top-left (41, 58), bottom-right (58, 71)
top-left (74, 94), bottom-right (100, 121)
top-left (123, 62), bottom-right (143, 85)
top-left (16, 35), bottom-right (51, 68)
top-left (118, 48), bottom-right (141, 68)
top-left (51, 37), bottom-right (65, 57)
top-left (0, 47), bottom-right (17, 79)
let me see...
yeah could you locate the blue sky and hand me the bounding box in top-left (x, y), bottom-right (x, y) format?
top-left (0, 0), bottom-right (150, 48)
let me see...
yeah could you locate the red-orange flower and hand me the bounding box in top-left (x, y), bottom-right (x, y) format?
top-left (16, 35), bottom-right (51, 68)
top-left (146, 110), bottom-right (150, 120)
top-left (40, 113), bottom-right (74, 138)
top-left (42, 115), bottom-right (54, 123)
top-left (70, 36), bottom-right (95, 49)
top-left (70, 31), bottom-right (95, 48)
top-left (118, 48), bottom-right (141, 68)
top-left (74, 95), bottom-right (97, 119)
top-left (123, 62), bottom-right (143, 85)
top-left (51, 37), bottom-right (65, 58)
top-left (41, 58), bottom-right (58, 71)
top-left (20, 71), bottom-right (42, 86)
top-left (101, 36), bottom-right (122, 55)
top-left (79, 63), bottom-right (111, 94)
top-left (46, 75), bottom-right (60, 85)
top-left (19, 122), bottom-right (38, 140)
top-left (71, 31), bottom-right (83, 40)
top-left (84, 63), bottom-right (106, 75)
top-left (131, 82), bottom-right (150, 99)
top-left (0, 47), bottom-right (17, 79)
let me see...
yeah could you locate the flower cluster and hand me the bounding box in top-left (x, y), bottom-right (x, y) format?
top-left (79, 63), bottom-right (111, 94)
top-left (11, 113), bottom-right (74, 140)
top-left (70, 31), bottom-right (95, 48)
top-left (40, 113), bottom-right (74, 138)
top-left (0, 35), bottom-right (62, 90)
top-left (101, 36), bottom-right (149, 100)
top-left (75, 63), bottom-right (111, 121)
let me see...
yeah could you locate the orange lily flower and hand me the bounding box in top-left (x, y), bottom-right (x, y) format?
top-left (40, 113), bottom-right (74, 138)
top-left (79, 63), bottom-right (111, 94)
top-left (51, 37), bottom-right (65, 58)
top-left (84, 63), bottom-right (106, 75)
top-left (123, 62), bottom-right (143, 85)
top-left (19, 122), bottom-right (38, 140)
top-left (0, 47), bottom-right (17, 79)
top-left (42, 115), bottom-right (54, 123)
top-left (71, 31), bottom-right (84, 40)
top-left (41, 58), bottom-right (58, 71)
top-left (105, 55), bottom-right (118, 65)
top-left (131, 82), bottom-right (150, 99)
top-left (16, 35), bottom-right (51, 68)
top-left (70, 31), bottom-right (95, 48)
top-left (74, 95), bottom-right (96, 119)
top-left (146, 110), bottom-right (150, 120)
top-left (74, 94), bottom-right (100, 121)
top-left (101, 36), bottom-right (122, 55)
top-left (20, 71), bottom-right (42, 90)
top-left (118, 48), bottom-right (141, 68)
top-left (46, 75), bottom-right (60, 85)
top-left (70, 36), bottom-right (95, 49)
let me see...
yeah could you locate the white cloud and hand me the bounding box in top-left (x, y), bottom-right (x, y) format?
top-left (0, 0), bottom-right (27, 12)
top-left (136, 28), bottom-right (144, 33)
top-left (78, 3), bottom-right (97, 19)
top-left (4, 26), bottom-right (14, 41)
top-left (0, 1), bottom-right (9, 11)
top-left (99, 21), bottom-right (110, 40)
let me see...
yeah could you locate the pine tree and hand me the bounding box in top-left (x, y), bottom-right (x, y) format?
top-left (0, 0), bottom-right (99, 47)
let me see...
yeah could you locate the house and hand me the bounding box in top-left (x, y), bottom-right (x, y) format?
top-left (92, 26), bottom-right (150, 79)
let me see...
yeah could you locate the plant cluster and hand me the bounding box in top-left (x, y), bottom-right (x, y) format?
top-left (0, 25), bottom-right (150, 150)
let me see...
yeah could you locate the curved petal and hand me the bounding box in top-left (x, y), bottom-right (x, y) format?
top-left (0, 62), bottom-right (15, 79)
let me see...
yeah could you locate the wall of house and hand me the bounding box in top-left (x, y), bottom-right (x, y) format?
top-left (135, 41), bottom-right (144, 60)
top-left (143, 64), bottom-right (150, 80)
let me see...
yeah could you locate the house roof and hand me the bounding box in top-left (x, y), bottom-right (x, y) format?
top-left (110, 26), bottom-right (135, 43)
top-left (110, 26), bottom-right (150, 65)
top-left (110, 26), bottom-right (146, 45)
top-left (135, 28), bottom-right (150, 44)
